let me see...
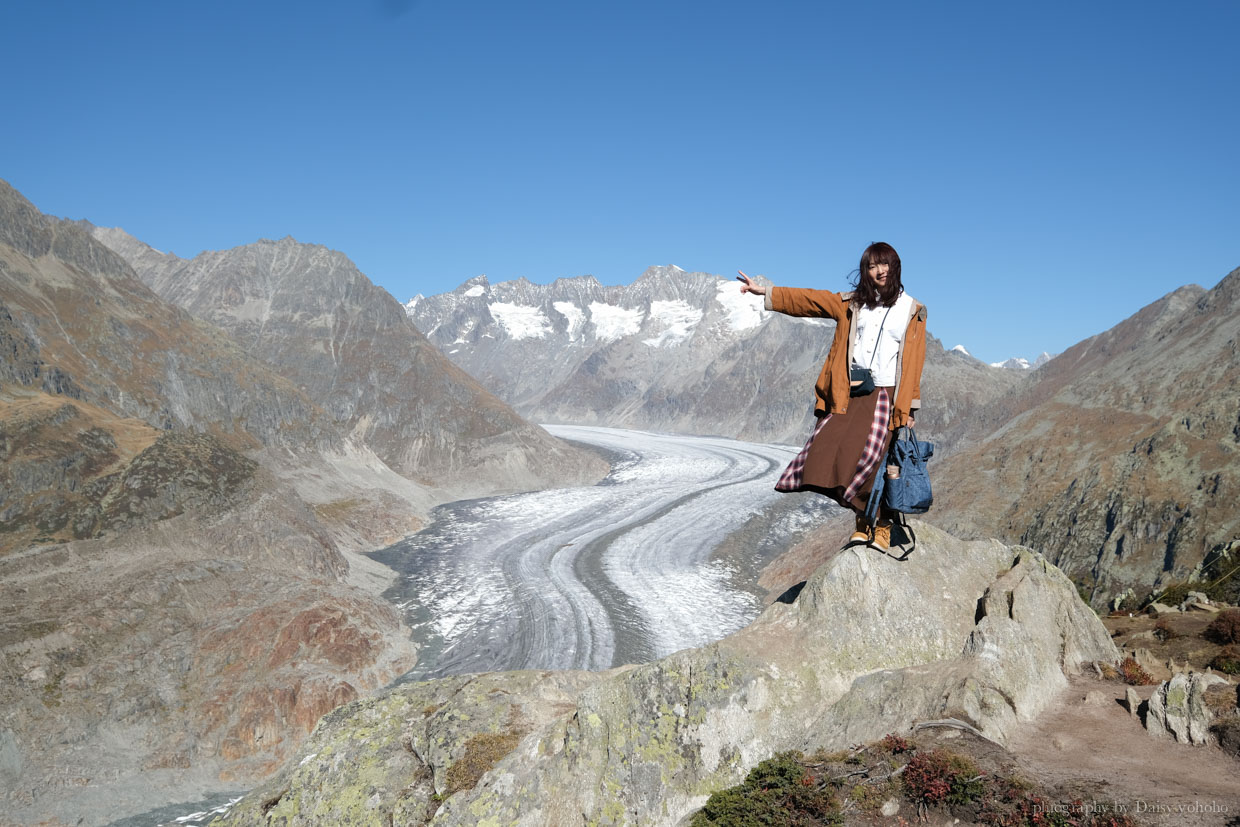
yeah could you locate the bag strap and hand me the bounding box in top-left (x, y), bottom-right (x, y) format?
top-left (862, 488), bottom-right (918, 558)
top-left (892, 513), bottom-right (917, 559)
top-left (864, 306), bottom-right (893, 371)
top-left (863, 465), bottom-right (885, 525)
top-left (864, 420), bottom-right (906, 526)
top-left (862, 431), bottom-right (918, 558)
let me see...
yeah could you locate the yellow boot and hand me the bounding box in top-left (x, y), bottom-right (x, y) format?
top-left (872, 518), bottom-right (893, 552)
top-left (849, 513), bottom-right (871, 544)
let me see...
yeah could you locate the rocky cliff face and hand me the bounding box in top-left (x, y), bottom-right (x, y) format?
top-left (931, 269), bottom-right (1240, 607)
top-left (406, 269), bottom-right (1021, 445)
top-left (215, 522), bottom-right (1118, 826)
top-left (0, 180), bottom-right (429, 824)
top-left (93, 229), bottom-right (607, 496)
top-left (0, 188), bottom-right (335, 453)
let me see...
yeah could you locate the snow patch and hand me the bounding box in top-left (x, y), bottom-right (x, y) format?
top-left (951, 344), bottom-right (971, 356)
top-left (642, 300), bottom-right (703, 347)
top-left (553, 301), bottom-right (586, 341)
top-left (589, 302), bottom-right (645, 342)
top-left (714, 281), bottom-right (764, 331)
top-left (463, 285), bottom-right (486, 297)
top-left (489, 303), bottom-right (552, 339)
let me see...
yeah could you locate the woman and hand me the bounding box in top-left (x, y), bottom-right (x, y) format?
top-left (738, 242), bottom-right (927, 551)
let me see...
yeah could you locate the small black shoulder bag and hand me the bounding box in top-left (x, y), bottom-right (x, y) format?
top-left (848, 306), bottom-right (891, 397)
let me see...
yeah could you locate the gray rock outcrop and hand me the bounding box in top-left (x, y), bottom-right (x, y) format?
top-left (216, 522), bottom-right (1118, 826)
top-left (1145, 671), bottom-right (1230, 744)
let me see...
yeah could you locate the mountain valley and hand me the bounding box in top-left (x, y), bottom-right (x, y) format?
top-left (0, 180), bottom-right (606, 825)
top-left (409, 265), bottom-right (1240, 609)
top-left (4, 172), bottom-right (1238, 825)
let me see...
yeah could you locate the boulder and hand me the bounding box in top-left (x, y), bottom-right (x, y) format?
top-left (1144, 602), bottom-right (1178, 615)
top-left (215, 522), bottom-right (1119, 827)
top-left (1083, 690), bottom-right (1111, 707)
top-left (1124, 687), bottom-right (1141, 716)
top-left (1180, 591), bottom-right (1220, 613)
top-left (1145, 671), bottom-right (1230, 744)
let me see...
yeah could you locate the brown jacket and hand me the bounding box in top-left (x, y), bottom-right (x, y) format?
top-left (765, 286), bottom-right (927, 430)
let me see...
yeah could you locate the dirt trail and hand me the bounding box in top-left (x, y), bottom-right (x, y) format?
top-left (1005, 676), bottom-right (1240, 827)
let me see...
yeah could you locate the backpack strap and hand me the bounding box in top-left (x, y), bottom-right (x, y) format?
top-left (891, 513), bottom-right (917, 560)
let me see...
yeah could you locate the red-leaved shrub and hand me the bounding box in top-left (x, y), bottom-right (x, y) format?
top-left (902, 749), bottom-right (984, 807)
top-left (1204, 609), bottom-right (1240, 645)
top-left (1117, 656), bottom-right (1154, 686)
top-left (880, 733), bottom-right (911, 754)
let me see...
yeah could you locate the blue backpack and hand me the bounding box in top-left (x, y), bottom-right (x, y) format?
top-left (882, 426), bottom-right (934, 514)
top-left (864, 426), bottom-right (934, 555)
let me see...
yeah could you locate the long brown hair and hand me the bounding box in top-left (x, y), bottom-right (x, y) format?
top-left (852, 242), bottom-right (903, 308)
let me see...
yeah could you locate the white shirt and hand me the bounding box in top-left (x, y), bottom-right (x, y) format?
top-left (851, 291), bottom-right (914, 387)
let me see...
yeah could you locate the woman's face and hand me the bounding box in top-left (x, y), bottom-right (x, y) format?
top-left (866, 260), bottom-right (890, 290)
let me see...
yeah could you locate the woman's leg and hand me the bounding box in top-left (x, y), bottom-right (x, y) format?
top-left (849, 507), bottom-right (871, 543)
top-left (872, 505), bottom-right (897, 551)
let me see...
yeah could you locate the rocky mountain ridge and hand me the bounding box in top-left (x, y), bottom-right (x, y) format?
top-left (932, 269), bottom-right (1240, 608)
top-left (92, 228), bottom-right (606, 498)
top-left (406, 268), bottom-right (1022, 444)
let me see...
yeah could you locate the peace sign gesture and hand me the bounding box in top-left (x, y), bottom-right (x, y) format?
top-left (736, 270), bottom-right (766, 296)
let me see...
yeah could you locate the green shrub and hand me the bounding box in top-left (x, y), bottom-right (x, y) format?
top-left (1153, 581), bottom-right (1194, 608)
top-left (692, 751), bottom-right (842, 826)
top-left (1195, 549), bottom-right (1240, 606)
top-left (848, 778), bottom-right (898, 816)
top-left (1209, 645), bottom-right (1240, 675)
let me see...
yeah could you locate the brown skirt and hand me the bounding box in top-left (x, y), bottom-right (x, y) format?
top-left (775, 387), bottom-right (893, 511)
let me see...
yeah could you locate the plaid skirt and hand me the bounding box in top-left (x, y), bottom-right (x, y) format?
top-left (775, 387), bottom-right (892, 511)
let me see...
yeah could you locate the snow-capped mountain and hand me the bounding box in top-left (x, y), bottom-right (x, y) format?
top-left (407, 267), bottom-right (1021, 443)
top-left (989, 352), bottom-right (1055, 370)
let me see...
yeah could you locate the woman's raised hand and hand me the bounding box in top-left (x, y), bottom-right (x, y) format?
top-left (736, 270), bottom-right (766, 296)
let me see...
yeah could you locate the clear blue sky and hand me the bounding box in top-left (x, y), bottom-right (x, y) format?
top-left (3, 0), bottom-right (1236, 363)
